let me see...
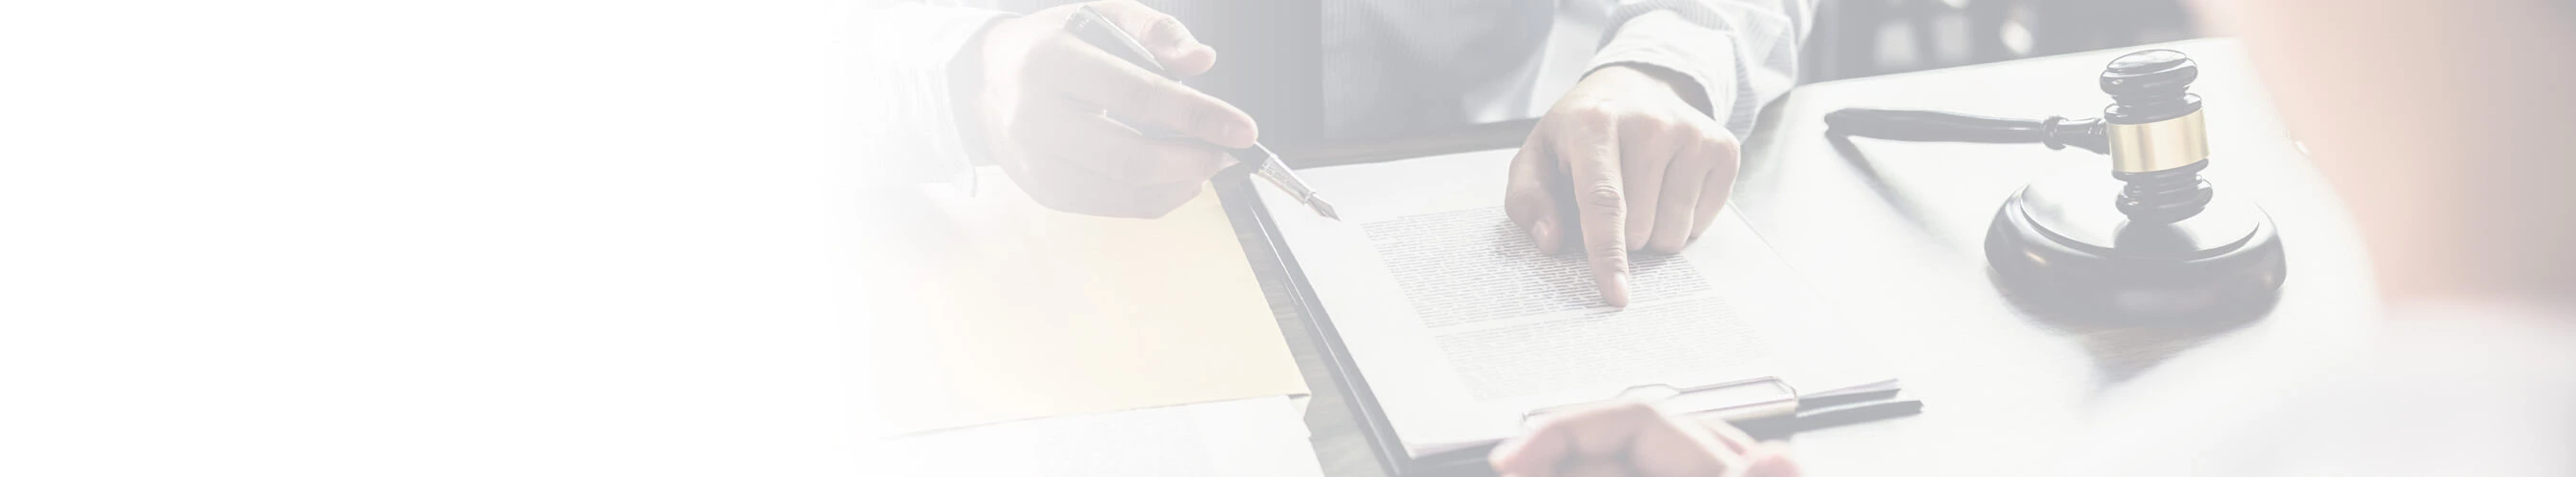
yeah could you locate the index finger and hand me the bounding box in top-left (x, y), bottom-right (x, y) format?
top-left (1034, 37), bottom-right (1257, 148)
top-left (1556, 121), bottom-right (1632, 307)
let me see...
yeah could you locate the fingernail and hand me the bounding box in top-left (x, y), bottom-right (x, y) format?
top-left (1609, 272), bottom-right (1631, 307)
top-left (1528, 222), bottom-right (1552, 251)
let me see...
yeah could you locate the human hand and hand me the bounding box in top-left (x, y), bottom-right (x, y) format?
top-left (969, 0), bottom-right (1258, 218)
top-left (1505, 65), bottom-right (1740, 307)
top-left (1490, 401), bottom-right (1799, 477)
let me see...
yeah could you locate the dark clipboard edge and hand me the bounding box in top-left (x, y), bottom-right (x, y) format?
top-left (1214, 168), bottom-right (1492, 477)
top-left (1215, 121), bottom-right (1541, 477)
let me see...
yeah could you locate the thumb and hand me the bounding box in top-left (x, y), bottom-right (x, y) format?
top-left (1505, 135), bottom-right (1569, 255)
top-left (1091, 0), bottom-right (1216, 75)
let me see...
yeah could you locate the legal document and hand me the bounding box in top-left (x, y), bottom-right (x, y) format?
top-left (1257, 148), bottom-right (1897, 456)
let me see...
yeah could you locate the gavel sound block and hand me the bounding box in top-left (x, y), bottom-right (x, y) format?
top-left (1827, 50), bottom-right (2286, 320)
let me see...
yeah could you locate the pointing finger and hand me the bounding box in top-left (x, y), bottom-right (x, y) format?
top-left (1556, 119), bottom-right (1631, 307)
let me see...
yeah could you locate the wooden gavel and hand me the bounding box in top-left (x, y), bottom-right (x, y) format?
top-left (1827, 49), bottom-right (2215, 224)
top-left (1822, 49), bottom-right (2283, 321)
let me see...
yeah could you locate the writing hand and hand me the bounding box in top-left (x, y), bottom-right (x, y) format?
top-left (969, 0), bottom-right (1257, 218)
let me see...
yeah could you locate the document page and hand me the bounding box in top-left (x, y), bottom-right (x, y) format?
top-left (1257, 148), bottom-right (1894, 456)
top-left (1362, 206), bottom-right (1773, 402)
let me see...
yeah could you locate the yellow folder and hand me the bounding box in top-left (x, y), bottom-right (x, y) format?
top-left (859, 169), bottom-right (1307, 436)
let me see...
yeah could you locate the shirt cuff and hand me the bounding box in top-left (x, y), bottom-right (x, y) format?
top-left (1586, 10), bottom-right (1752, 138)
top-left (862, 6), bottom-right (1009, 193)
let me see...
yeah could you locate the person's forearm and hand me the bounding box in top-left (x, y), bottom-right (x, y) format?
top-left (856, 3), bottom-right (1008, 189)
top-left (1585, 0), bottom-right (1814, 138)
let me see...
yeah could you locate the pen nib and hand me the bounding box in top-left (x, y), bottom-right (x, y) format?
top-left (1309, 197), bottom-right (1340, 221)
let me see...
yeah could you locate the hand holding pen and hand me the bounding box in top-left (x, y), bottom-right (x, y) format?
top-left (963, 0), bottom-right (1258, 218)
top-left (1060, 5), bottom-right (1338, 219)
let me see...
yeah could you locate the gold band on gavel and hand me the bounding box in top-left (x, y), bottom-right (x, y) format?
top-left (2107, 109), bottom-right (2209, 173)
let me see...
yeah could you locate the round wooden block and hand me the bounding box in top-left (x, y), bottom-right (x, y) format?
top-left (1984, 167), bottom-right (2287, 322)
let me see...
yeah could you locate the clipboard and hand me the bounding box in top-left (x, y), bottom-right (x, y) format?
top-left (1213, 161), bottom-right (1918, 477)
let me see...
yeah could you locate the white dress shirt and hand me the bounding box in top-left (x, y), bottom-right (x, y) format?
top-left (857, 0), bottom-right (1813, 188)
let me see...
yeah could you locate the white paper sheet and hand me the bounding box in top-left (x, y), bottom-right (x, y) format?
top-left (872, 396), bottom-right (1324, 477)
top-left (1257, 148), bottom-right (1897, 456)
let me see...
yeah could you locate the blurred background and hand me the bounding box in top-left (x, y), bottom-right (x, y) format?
top-left (1804, 0), bottom-right (2196, 80)
top-left (1019, 0), bottom-right (2205, 147)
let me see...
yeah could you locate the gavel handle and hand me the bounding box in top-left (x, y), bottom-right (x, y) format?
top-left (1824, 108), bottom-right (2109, 155)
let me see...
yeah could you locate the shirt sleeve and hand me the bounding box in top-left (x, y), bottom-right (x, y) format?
top-left (856, 3), bottom-right (1008, 191)
top-left (1584, 0), bottom-right (1815, 139)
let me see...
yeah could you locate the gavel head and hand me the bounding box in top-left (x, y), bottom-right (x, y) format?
top-left (2102, 50), bottom-right (2200, 113)
top-left (2099, 50), bottom-right (2212, 223)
